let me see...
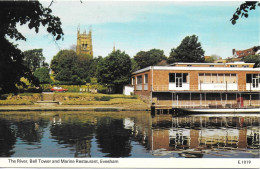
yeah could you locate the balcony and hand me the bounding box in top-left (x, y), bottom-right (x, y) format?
top-left (152, 84), bottom-right (258, 92)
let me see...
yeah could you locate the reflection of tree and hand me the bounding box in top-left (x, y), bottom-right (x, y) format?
top-left (0, 119), bottom-right (16, 157)
top-left (95, 117), bottom-right (132, 157)
top-left (50, 122), bottom-right (95, 157)
top-left (14, 120), bottom-right (47, 143)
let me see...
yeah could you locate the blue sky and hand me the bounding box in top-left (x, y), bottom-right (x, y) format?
top-left (15, 1), bottom-right (259, 64)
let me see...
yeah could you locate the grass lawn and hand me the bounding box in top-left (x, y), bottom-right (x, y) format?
top-left (0, 92), bottom-right (149, 110)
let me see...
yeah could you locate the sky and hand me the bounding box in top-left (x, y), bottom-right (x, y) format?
top-left (15, 1), bottom-right (259, 64)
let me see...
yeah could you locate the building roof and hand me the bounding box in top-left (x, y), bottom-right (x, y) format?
top-left (170, 62), bottom-right (225, 66)
top-left (233, 48), bottom-right (255, 58)
top-left (132, 66), bottom-right (260, 75)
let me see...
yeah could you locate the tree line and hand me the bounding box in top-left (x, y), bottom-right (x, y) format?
top-left (0, 1), bottom-right (259, 95)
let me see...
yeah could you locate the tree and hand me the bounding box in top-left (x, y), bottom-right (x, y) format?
top-left (231, 1), bottom-right (259, 25)
top-left (242, 55), bottom-right (260, 63)
top-left (97, 50), bottom-right (131, 93)
top-left (50, 50), bottom-right (91, 84)
top-left (168, 35), bottom-right (205, 63)
top-left (205, 54), bottom-right (222, 63)
top-left (0, 1), bottom-right (63, 94)
top-left (130, 58), bottom-right (140, 73)
top-left (134, 49), bottom-right (167, 69)
top-left (23, 49), bottom-right (47, 72)
top-left (34, 67), bottom-right (51, 84)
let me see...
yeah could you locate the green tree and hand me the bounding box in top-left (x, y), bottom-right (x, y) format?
top-left (34, 67), bottom-right (51, 84)
top-left (23, 49), bottom-right (47, 72)
top-left (130, 58), bottom-right (140, 73)
top-left (97, 50), bottom-right (131, 93)
top-left (134, 49), bottom-right (167, 69)
top-left (242, 55), bottom-right (260, 63)
top-left (50, 50), bottom-right (92, 84)
top-left (168, 35), bottom-right (205, 63)
top-left (0, 1), bottom-right (63, 94)
top-left (88, 56), bottom-right (104, 78)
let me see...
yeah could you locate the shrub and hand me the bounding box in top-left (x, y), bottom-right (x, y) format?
top-left (94, 96), bottom-right (111, 101)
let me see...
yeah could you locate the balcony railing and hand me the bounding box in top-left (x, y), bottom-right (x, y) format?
top-left (152, 84), bottom-right (259, 92)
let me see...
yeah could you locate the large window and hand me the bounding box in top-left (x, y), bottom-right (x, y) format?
top-left (246, 74), bottom-right (260, 88)
top-left (198, 73), bottom-right (237, 83)
top-left (169, 73), bottom-right (188, 83)
top-left (144, 74), bottom-right (148, 84)
top-left (169, 73), bottom-right (189, 88)
top-left (136, 75), bottom-right (142, 84)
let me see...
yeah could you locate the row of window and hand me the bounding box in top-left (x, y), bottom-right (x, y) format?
top-left (133, 73), bottom-right (259, 85)
top-left (134, 74), bottom-right (148, 85)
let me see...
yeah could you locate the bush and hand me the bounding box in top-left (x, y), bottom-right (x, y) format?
top-left (0, 100), bottom-right (33, 105)
top-left (94, 96), bottom-right (111, 101)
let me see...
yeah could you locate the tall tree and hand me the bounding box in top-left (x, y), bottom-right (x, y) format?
top-left (50, 50), bottom-right (91, 84)
top-left (168, 35), bottom-right (205, 63)
top-left (134, 49), bottom-right (167, 69)
top-left (0, 1), bottom-right (63, 94)
top-left (23, 49), bottom-right (46, 72)
top-left (97, 50), bottom-right (131, 93)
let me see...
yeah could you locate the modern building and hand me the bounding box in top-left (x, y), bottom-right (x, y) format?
top-left (76, 27), bottom-right (93, 57)
top-left (131, 62), bottom-right (260, 108)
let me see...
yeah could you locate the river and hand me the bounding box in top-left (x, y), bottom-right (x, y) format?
top-left (0, 111), bottom-right (259, 158)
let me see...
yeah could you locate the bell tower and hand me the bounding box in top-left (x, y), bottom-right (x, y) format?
top-left (76, 26), bottom-right (93, 57)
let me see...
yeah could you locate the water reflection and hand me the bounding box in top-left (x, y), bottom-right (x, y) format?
top-left (0, 112), bottom-right (258, 158)
top-left (151, 114), bottom-right (259, 157)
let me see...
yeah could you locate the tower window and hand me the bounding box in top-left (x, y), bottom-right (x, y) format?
top-left (82, 43), bottom-right (88, 49)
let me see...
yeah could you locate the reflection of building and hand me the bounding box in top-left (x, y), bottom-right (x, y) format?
top-left (148, 115), bottom-right (260, 157)
top-left (76, 27), bottom-right (93, 57)
top-left (131, 62), bottom-right (260, 108)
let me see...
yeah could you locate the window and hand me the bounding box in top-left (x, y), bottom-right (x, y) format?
top-left (187, 65), bottom-right (192, 67)
top-left (230, 65), bottom-right (237, 67)
top-left (131, 77), bottom-right (135, 85)
top-left (169, 73), bottom-right (189, 88)
top-left (210, 65), bottom-right (214, 67)
top-left (144, 74), bottom-right (148, 84)
top-left (246, 74), bottom-right (252, 83)
top-left (169, 73), bottom-right (175, 82)
top-left (137, 75), bottom-right (142, 84)
top-left (204, 74), bottom-right (211, 83)
top-left (183, 73), bottom-right (188, 83)
top-left (198, 73), bottom-right (204, 83)
top-left (242, 65), bottom-right (249, 68)
top-left (212, 74), bottom-right (217, 83)
top-left (218, 74), bottom-right (224, 83)
top-left (230, 74), bottom-right (237, 83)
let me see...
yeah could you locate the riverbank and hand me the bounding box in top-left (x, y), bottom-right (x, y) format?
top-left (0, 105), bottom-right (150, 111)
top-left (0, 92), bottom-right (150, 111)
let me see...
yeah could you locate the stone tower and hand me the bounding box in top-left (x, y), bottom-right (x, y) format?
top-left (76, 27), bottom-right (93, 57)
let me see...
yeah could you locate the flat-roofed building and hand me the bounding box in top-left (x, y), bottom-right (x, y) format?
top-left (131, 62), bottom-right (260, 108)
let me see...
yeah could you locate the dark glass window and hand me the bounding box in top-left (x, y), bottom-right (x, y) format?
top-left (169, 73), bottom-right (175, 82)
top-left (183, 73), bottom-right (188, 83)
top-left (246, 74), bottom-right (252, 83)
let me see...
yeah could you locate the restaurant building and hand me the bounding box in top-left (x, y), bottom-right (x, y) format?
top-left (131, 62), bottom-right (260, 108)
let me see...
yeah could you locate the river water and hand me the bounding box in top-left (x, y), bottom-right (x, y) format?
top-left (0, 111), bottom-right (259, 158)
